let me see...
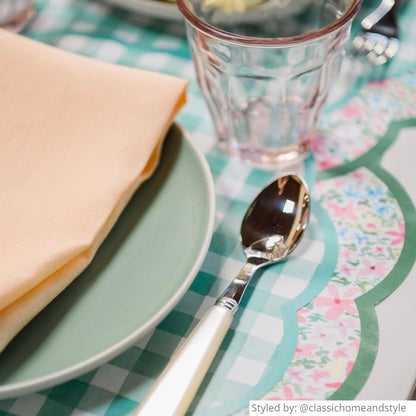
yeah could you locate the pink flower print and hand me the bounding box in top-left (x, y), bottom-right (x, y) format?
top-left (306, 385), bottom-right (321, 395)
top-left (349, 338), bottom-right (360, 351)
top-left (287, 368), bottom-right (304, 382)
top-left (340, 103), bottom-right (362, 120)
top-left (309, 369), bottom-right (330, 382)
top-left (359, 259), bottom-right (389, 278)
top-left (406, 107), bottom-right (416, 117)
top-left (351, 170), bottom-right (365, 181)
top-left (269, 386), bottom-right (311, 401)
top-left (352, 138), bottom-right (374, 157)
top-left (310, 324), bottom-right (335, 344)
top-left (314, 181), bottom-right (324, 193)
top-left (340, 264), bottom-right (352, 278)
top-left (281, 386), bottom-right (294, 400)
top-left (294, 343), bottom-right (318, 360)
top-left (313, 140), bottom-right (344, 170)
top-left (268, 386), bottom-right (295, 400)
top-left (325, 382), bottom-right (342, 389)
top-left (369, 78), bottom-right (388, 87)
top-left (346, 361), bottom-right (355, 376)
top-left (333, 348), bottom-right (348, 358)
top-left (314, 284), bottom-right (358, 320)
top-left (312, 134), bottom-right (326, 148)
top-left (327, 201), bottom-right (362, 221)
top-left (297, 307), bottom-right (310, 323)
top-left (374, 122), bottom-right (387, 135)
top-left (316, 157), bottom-right (341, 170)
top-left (333, 179), bottom-right (344, 188)
top-left (339, 249), bottom-right (353, 260)
top-left (367, 223), bottom-right (377, 230)
top-left (376, 246), bottom-right (383, 253)
top-left (329, 316), bottom-right (357, 337)
top-left (386, 223), bottom-right (405, 246)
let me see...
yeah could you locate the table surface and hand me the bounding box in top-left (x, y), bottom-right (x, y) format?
top-left (0, 0), bottom-right (415, 415)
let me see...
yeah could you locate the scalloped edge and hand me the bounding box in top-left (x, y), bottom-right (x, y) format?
top-left (320, 118), bottom-right (416, 399)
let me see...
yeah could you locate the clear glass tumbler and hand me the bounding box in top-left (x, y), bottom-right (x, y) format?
top-left (177, 0), bottom-right (362, 167)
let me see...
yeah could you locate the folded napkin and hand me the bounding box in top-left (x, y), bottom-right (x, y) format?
top-left (0, 28), bottom-right (187, 353)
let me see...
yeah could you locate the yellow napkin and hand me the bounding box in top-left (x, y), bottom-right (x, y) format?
top-left (0, 28), bottom-right (187, 353)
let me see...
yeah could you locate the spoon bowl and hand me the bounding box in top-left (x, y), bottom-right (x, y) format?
top-left (242, 174), bottom-right (309, 262)
top-left (217, 174), bottom-right (310, 310)
top-left (135, 174), bottom-right (310, 416)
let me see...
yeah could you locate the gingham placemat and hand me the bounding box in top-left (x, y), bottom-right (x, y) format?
top-left (0, 2), bottom-right (325, 415)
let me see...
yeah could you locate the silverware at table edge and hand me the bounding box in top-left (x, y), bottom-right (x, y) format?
top-left (133, 174), bottom-right (310, 416)
top-left (351, 0), bottom-right (400, 65)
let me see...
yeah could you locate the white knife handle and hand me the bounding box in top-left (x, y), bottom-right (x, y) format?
top-left (132, 305), bottom-right (233, 416)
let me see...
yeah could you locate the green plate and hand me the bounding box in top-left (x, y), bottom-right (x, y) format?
top-left (0, 123), bottom-right (215, 399)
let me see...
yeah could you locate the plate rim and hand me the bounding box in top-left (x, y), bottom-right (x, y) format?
top-left (0, 124), bottom-right (215, 399)
top-left (101, 0), bottom-right (182, 22)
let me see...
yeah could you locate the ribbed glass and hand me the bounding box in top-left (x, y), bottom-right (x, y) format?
top-left (178, 0), bottom-right (362, 166)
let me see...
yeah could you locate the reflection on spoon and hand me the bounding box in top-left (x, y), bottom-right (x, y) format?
top-left (135, 174), bottom-right (310, 416)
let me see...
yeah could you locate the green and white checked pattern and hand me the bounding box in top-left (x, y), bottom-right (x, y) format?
top-left (0, 1), bottom-right (326, 414)
top-left (1, 0), bottom-right (414, 414)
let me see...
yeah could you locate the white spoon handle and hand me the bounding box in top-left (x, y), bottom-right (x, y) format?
top-left (133, 305), bottom-right (233, 416)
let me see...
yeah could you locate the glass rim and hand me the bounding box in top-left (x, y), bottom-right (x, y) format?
top-left (177, 0), bottom-right (363, 46)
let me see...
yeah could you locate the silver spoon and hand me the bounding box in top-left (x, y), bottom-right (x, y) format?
top-left (134, 174), bottom-right (310, 416)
